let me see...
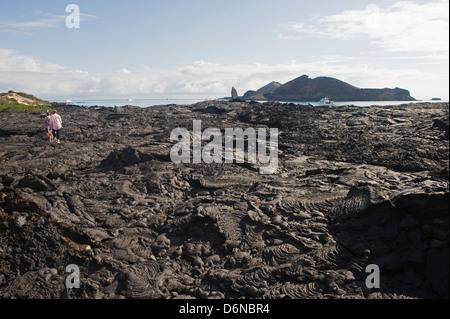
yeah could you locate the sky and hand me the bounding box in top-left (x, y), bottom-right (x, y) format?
top-left (0, 0), bottom-right (448, 101)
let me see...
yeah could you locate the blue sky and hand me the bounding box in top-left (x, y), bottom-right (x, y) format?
top-left (0, 0), bottom-right (448, 100)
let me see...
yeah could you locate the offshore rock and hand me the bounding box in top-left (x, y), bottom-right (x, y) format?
top-left (231, 86), bottom-right (239, 100)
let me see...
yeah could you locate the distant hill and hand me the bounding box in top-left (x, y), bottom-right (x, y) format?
top-left (243, 75), bottom-right (415, 102)
top-left (0, 90), bottom-right (51, 112)
top-left (243, 81), bottom-right (282, 100)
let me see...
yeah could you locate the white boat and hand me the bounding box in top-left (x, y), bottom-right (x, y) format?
top-left (65, 99), bottom-right (72, 103)
top-left (128, 98), bottom-right (133, 102)
top-left (319, 97), bottom-right (334, 107)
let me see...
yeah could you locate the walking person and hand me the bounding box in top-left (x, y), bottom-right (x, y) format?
top-left (42, 111), bottom-right (53, 142)
top-left (49, 110), bottom-right (63, 144)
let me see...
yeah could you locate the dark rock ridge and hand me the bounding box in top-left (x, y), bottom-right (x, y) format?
top-left (0, 101), bottom-right (448, 299)
top-left (243, 75), bottom-right (415, 102)
top-left (243, 81), bottom-right (282, 100)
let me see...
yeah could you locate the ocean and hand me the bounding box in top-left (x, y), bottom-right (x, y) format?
top-left (52, 98), bottom-right (208, 108)
top-left (51, 98), bottom-right (449, 108)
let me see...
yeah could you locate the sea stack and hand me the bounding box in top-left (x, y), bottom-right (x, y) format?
top-left (231, 87), bottom-right (239, 101)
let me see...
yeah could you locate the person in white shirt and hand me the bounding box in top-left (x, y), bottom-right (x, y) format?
top-left (49, 110), bottom-right (63, 143)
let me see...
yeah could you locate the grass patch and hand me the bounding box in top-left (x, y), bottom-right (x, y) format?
top-left (0, 98), bottom-right (51, 112)
top-left (0, 91), bottom-right (52, 112)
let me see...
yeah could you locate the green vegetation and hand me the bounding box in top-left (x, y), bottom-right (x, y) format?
top-left (0, 90), bottom-right (52, 112)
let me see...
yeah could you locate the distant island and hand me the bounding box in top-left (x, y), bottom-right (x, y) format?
top-left (242, 75), bottom-right (416, 102)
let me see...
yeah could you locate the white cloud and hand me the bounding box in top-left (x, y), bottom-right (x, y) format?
top-left (0, 10), bottom-right (98, 34)
top-left (0, 12), bottom-right (64, 32)
top-left (278, 1), bottom-right (449, 54)
top-left (0, 48), bottom-right (63, 72)
top-left (5, 18), bottom-right (62, 29)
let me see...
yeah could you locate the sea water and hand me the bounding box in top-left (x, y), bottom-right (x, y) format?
top-left (52, 98), bottom-right (449, 108)
top-left (52, 98), bottom-right (209, 108)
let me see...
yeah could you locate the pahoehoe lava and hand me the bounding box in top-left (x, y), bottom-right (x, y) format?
top-left (0, 101), bottom-right (448, 299)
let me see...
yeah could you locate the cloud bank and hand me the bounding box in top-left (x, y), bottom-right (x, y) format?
top-left (0, 48), bottom-right (447, 100)
top-left (277, 1), bottom-right (449, 54)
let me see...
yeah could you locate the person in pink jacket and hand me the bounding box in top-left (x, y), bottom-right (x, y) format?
top-left (49, 110), bottom-right (63, 144)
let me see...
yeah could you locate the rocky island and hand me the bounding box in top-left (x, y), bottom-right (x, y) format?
top-left (0, 98), bottom-right (448, 299)
top-left (243, 75), bottom-right (416, 102)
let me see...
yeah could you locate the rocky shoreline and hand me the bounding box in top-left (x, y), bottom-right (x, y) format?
top-left (0, 101), bottom-right (448, 299)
